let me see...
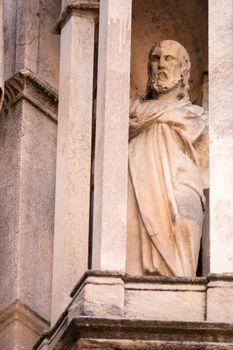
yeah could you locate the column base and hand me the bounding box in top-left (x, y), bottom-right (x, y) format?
top-left (0, 300), bottom-right (49, 350)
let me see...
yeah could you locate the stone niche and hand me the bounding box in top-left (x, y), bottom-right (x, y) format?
top-left (34, 0), bottom-right (233, 349)
top-left (130, 0), bottom-right (209, 276)
top-left (130, 0), bottom-right (208, 103)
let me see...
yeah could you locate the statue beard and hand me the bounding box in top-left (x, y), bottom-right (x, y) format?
top-left (151, 69), bottom-right (182, 95)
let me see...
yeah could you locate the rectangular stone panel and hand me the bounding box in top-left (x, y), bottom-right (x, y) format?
top-left (0, 102), bottom-right (22, 311)
top-left (125, 282), bottom-right (205, 321)
top-left (18, 99), bottom-right (57, 321)
top-left (0, 98), bottom-right (57, 321)
top-left (207, 276), bottom-right (233, 323)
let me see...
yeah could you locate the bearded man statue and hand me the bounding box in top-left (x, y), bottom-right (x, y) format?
top-left (127, 40), bottom-right (207, 278)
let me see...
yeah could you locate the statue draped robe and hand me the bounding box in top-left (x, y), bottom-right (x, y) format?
top-left (127, 98), bottom-right (207, 277)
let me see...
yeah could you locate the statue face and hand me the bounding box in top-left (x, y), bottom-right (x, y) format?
top-left (149, 41), bottom-right (183, 95)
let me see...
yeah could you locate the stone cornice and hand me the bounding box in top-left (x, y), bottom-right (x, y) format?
top-left (33, 271), bottom-right (233, 349)
top-left (3, 69), bottom-right (58, 122)
top-left (34, 316), bottom-right (233, 349)
top-left (54, 1), bottom-right (99, 34)
top-left (207, 273), bottom-right (233, 282)
top-left (0, 300), bottom-right (49, 336)
top-left (70, 270), bottom-right (207, 298)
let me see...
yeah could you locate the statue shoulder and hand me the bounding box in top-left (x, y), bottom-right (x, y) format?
top-left (185, 103), bottom-right (208, 125)
top-left (187, 103), bottom-right (207, 117)
top-left (130, 97), bottom-right (143, 115)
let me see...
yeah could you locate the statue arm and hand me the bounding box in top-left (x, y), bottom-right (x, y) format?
top-left (129, 108), bottom-right (166, 140)
top-left (129, 97), bottom-right (142, 119)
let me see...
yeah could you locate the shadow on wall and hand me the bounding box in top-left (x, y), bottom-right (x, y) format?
top-left (131, 0), bottom-right (208, 103)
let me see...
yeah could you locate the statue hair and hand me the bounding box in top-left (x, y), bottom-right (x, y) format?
top-left (145, 40), bottom-right (191, 101)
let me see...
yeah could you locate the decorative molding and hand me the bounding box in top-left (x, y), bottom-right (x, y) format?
top-left (207, 273), bottom-right (233, 282)
top-left (34, 316), bottom-right (233, 349)
top-left (70, 270), bottom-right (207, 298)
top-left (3, 69), bottom-right (58, 122)
top-left (33, 271), bottom-right (233, 349)
top-left (54, 1), bottom-right (99, 34)
top-left (0, 300), bottom-right (49, 335)
top-left (0, 300), bottom-right (49, 350)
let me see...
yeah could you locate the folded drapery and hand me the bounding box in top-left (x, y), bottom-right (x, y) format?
top-left (127, 98), bottom-right (207, 277)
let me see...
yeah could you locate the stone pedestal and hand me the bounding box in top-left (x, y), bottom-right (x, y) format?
top-left (69, 273), bottom-right (206, 322)
top-left (34, 272), bottom-right (233, 350)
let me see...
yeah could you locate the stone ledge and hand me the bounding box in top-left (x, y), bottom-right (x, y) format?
top-left (67, 272), bottom-right (233, 324)
top-left (34, 272), bottom-right (233, 349)
top-left (34, 316), bottom-right (233, 350)
top-left (54, 1), bottom-right (99, 34)
top-left (208, 273), bottom-right (233, 282)
top-left (77, 339), bottom-right (233, 350)
top-left (70, 270), bottom-right (207, 298)
top-left (2, 69), bottom-right (58, 122)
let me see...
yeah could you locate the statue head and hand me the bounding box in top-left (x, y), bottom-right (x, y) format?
top-left (145, 40), bottom-right (191, 101)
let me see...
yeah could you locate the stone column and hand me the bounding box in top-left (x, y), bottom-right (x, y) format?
top-left (206, 0), bottom-right (233, 322)
top-left (209, 0), bottom-right (233, 273)
top-left (92, 0), bottom-right (132, 272)
top-left (0, 1), bottom-right (60, 348)
top-left (51, 6), bottom-right (97, 323)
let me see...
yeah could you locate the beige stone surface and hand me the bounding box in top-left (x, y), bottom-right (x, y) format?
top-left (0, 102), bottom-right (22, 311)
top-left (76, 339), bottom-right (233, 350)
top-left (15, 0), bottom-right (40, 73)
top-left (3, 0), bottom-right (18, 80)
top-left (51, 12), bottom-right (95, 324)
top-left (0, 301), bottom-right (48, 350)
top-left (3, 0), bottom-right (61, 89)
top-left (36, 0), bottom-right (61, 89)
top-left (69, 276), bottom-right (124, 319)
top-left (66, 274), bottom-right (206, 322)
top-left (18, 99), bottom-right (57, 321)
top-left (209, 0), bottom-right (233, 273)
top-left (207, 278), bottom-right (233, 323)
top-left (0, 74), bottom-right (57, 321)
top-left (127, 40), bottom-right (207, 278)
top-left (92, 0), bottom-right (132, 272)
top-left (34, 284), bottom-right (233, 349)
top-left (61, 0), bottom-right (99, 11)
top-left (125, 286), bottom-right (205, 321)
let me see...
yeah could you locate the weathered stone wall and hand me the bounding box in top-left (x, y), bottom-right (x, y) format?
top-left (4, 0), bottom-right (61, 88)
top-left (3, 1), bottom-right (233, 350)
top-left (0, 0), bottom-right (61, 348)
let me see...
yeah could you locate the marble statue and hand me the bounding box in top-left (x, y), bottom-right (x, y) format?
top-left (127, 40), bottom-right (207, 277)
